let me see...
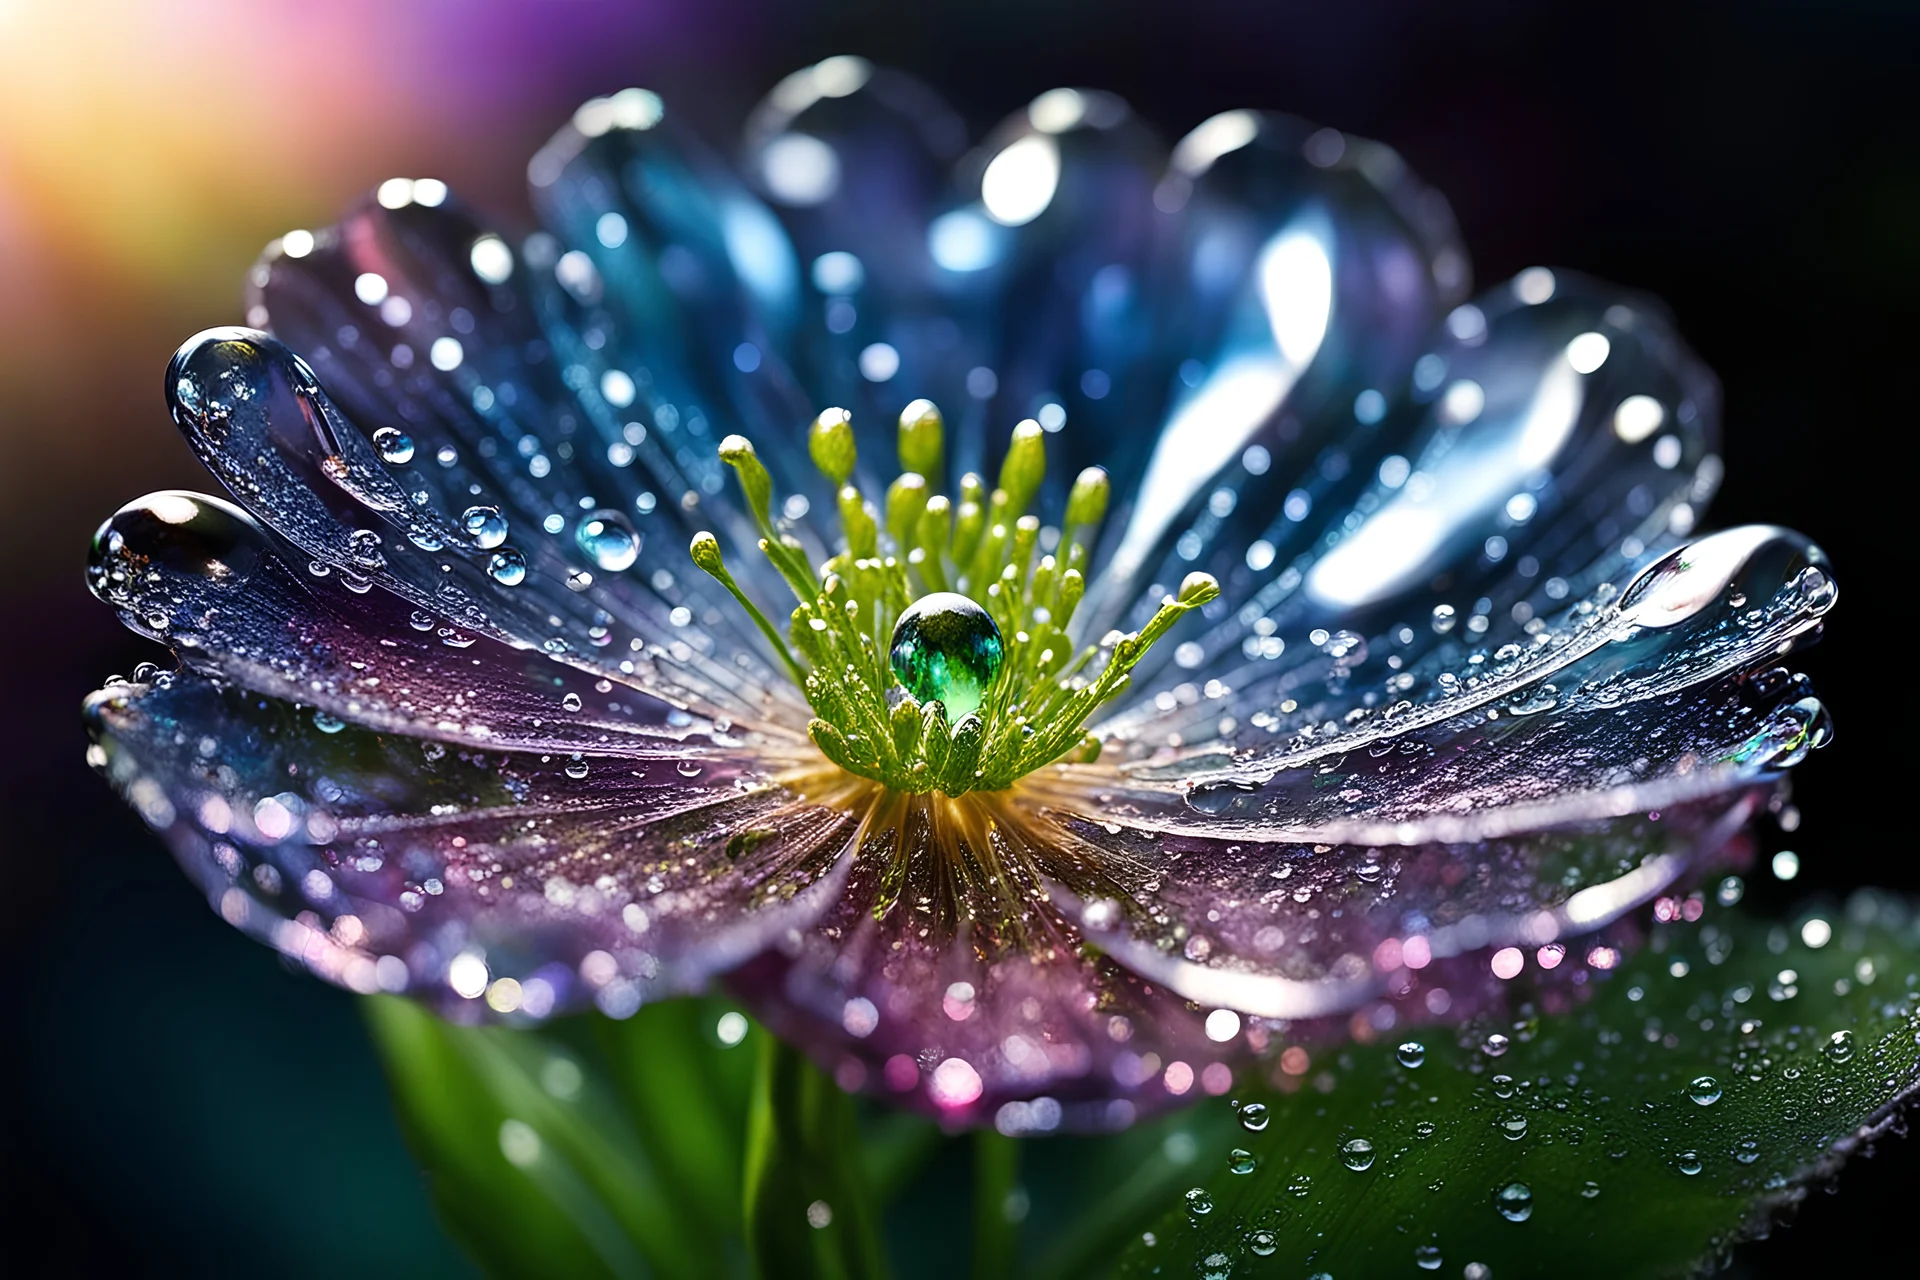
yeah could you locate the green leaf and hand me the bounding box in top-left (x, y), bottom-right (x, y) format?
top-left (364, 996), bottom-right (757, 1279)
top-left (743, 1038), bottom-right (890, 1280)
top-left (1114, 892), bottom-right (1920, 1279)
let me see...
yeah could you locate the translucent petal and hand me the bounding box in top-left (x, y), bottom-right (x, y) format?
top-left (1086, 111), bottom-right (1469, 633)
top-left (164, 327), bottom-right (789, 720)
top-left (527, 89), bottom-right (824, 510)
top-left (724, 789), bottom-right (1229, 1128)
top-left (1106, 522), bottom-right (1832, 774)
top-left (742, 59), bottom-right (983, 469)
top-left (86, 489), bottom-right (804, 755)
top-left (1050, 797), bottom-right (1750, 1020)
top-left (86, 671), bottom-right (850, 1016)
top-left (1098, 271), bottom-right (1725, 721)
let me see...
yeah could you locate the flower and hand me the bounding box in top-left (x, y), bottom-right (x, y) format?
top-left (85, 59), bottom-right (1836, 1130)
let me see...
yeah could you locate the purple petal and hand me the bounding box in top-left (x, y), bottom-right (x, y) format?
top-left (86, 670), bottom-right (852, 1017)
top-left (87, 489), bottom-right (808, 752)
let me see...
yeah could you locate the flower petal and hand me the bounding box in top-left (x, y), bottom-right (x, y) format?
top-left (1087, 111), bottom-right (1469, 631)
top-left (86, 670), bottom-right (853, 1016)
top-left (87, 489), bottom-right (805, 752)
top-left (724, 789), bottom-right (1229, 1129)
top-left (1099, 271), bottom-right (1726, 723)
top-left (163, 324), bottom-right (789, 719)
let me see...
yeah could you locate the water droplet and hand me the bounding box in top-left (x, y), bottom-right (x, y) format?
top-left (462, 504), bottom-right (509, 550)
top-left (409, 609), bottom-right (436, 631)
top-left (889, 592), bottom-right (1005, 718)
top-left (1494, 1181), bottom-right (1533, 1222)
top-left (1227, 1148), bottom-right (1256, 1175)
top-left (1430, 604), bottom-right (1457, 635)
top-left (372, 426), bottom-right (415, 464)
top-left (1246, 1229), bottom-right (1277, 1257)
top-left (348, 527), bottom-right (384, 568)
top-left (576, 508), bottom-right (640, 572)
top-left (1238, 1102), bottom-right (1270, 1132)
top-left (1184, 1188), bottom-right (1214, 1216)
top-left (1339, 1137), bottom-right (1376, 1171)
top-left (1481, 1033), bottom-right (1510, 1058)
top-left (488, 547), bottom-right (528, 586)
top-left (313, 710), bottom-right (345, 733)
top-left (1689, 1076), bottom-right (1722, 1106)
top-left (1496, 1111), bottom-right (1528, 1141)
top-left (564, 757), bottom-right (589, 779)
top-left (1825, 1030), bottom-right (1855, 1063)
top-left (1676, 1151), bottom-right (1703, 1176)
top-left (1491, 1073), bottom-right (1515, 1099)
top-left (1396, 1041), bottom-right (1426, 1068)
top-left (1286, 1172), bottom-right (1313, 1198)
top-left (1414, 1244), bottom-right (1444, 1270)
top-left (561, 691), bottom-right (584, 712)
top-left (1197, 1252), bottom-right (1231, 1280)
top-left (1733, 1139), bottom-right (1759, 1165)
top-left (1580, 1180), bottom-right (1601, 1198)
top-left (1792, 564), bottom-right (1836, 614)
top-left (676, 760), bottom-right (703, 778)
top-left (1413, 1121), bottom-right (1436, 1140)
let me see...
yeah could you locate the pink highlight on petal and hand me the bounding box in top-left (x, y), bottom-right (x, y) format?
top-left (1401, 935), bottom-right (1432, 969)
top-left (1201, 1062), bottom-right (1233, 1095)
top-left (1372, 937), bottom-right (1403, 971)
top-left (883, 1053), bottom-right (919, 1092)
top-left (1491, 947), bottom-right (1524, 980)
top-left (1536, 943), bottom-right (1566, 970)
top-left (929, 1056), bottom-right (983, 1108)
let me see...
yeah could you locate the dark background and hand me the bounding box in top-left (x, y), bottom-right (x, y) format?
top-left (3, 1), bottom-right (1912, 1274)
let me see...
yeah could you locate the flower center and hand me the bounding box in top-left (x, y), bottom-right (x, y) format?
top-left (690, 399), bottom-right (1217, 796)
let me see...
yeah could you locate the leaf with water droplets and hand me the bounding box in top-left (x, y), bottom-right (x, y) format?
top-left (1114, 892), bottom-right (1920, 1278)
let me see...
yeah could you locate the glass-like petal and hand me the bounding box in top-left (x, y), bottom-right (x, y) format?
top-left (164, 325), bottom-right (787, 719)
top-left (1087, 111), bottom-right (1469, 633)
top-left (724, 789), bottom-right (1230, 1130)
top-left (86, 670), bottom-right (850, 1016)
top-left (1099, 271), bottom-right (1725, 722)
top-left (86, 489), bottom-right (804, 752)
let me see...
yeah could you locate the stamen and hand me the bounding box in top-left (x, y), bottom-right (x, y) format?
top-left (691, 401), bottom-right (1217, 796)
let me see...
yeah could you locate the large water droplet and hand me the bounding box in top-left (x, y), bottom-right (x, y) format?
top-left (576, 508), bottom-right (640, 572)
top-left (372, 426), bottom-right (415, 464)
top-left (1246, 1229), bottom-right (1277, 1257)
top-left (1689, 1076), bottom-right (1721, 1106)
top-left (1491, 1073), bottom-right (1515, 1099)
top-left (1184, 1188), bottom-right (1213, 1216)
top-left (1237, 1102), bottom-right (1270, 1132)
top-left (1825, 1030), bottom-right (1855, 1063)
top-left (1414, 1244), bottom-right (1444, 1270)
top-left (463, 504), bottom-right (509, 550)
top-left (1339, 1137), bottom-right (1376, 1171)
top-left (1227, 1148), bottom-right (1256, 1175)
top-left (488, 547), bottom-right (528, 586)
top-left (889, 592), bottom-right (1004, 717)
top-left (1496, 1111), bottom-right (1528, 1141)
top-left (1494, 1181), bottom-right (1533, 1222)
top-left (1481, 1033), bottom-right (1511, 1058)
top-left (1397, 1041), bottom-right (1426, 1068)
top-left (1676, 1151), bottom-right (1703, 1176)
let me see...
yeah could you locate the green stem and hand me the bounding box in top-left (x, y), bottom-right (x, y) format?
top-left (743, 1038), bottom-right (889, 1280)
top-left (972, 1131), bottom-right (1021, 1280)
